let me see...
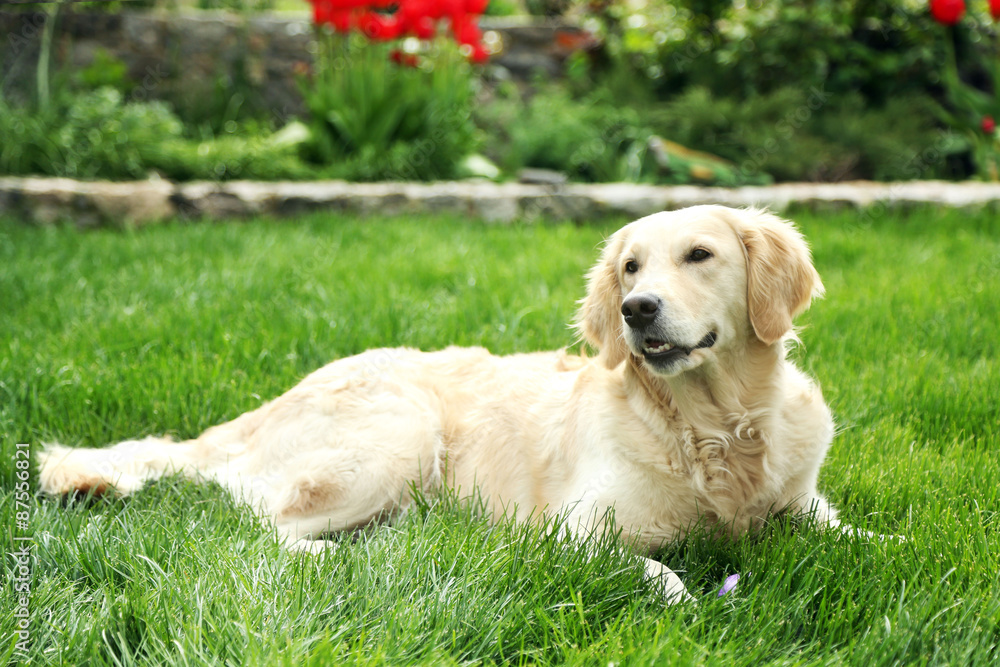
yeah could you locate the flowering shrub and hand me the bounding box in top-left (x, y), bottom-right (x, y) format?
top-left (307, 0), bottom-right (490, 63)
top-left (930, 0), bottom-right (1000, 178)
top-left (298, 0), bottom-right (485, 180)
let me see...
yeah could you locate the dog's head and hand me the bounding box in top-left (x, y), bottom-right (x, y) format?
top-left (575, 206), bottom-right (823, 375)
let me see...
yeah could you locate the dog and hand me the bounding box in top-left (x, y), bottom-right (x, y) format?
top-left (38, 205), bottom-right (841, 603)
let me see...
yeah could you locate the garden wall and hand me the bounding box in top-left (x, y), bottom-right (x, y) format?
top-left (0, 10), bottom-right (588, 118)
top-left (3, 176), bottom-right (998, 228)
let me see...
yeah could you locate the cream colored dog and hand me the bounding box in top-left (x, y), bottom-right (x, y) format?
top-left (39, 205), bottom-right (839, 602)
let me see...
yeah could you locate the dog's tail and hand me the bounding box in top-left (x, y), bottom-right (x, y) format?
top-left (36, 410), bottom-right (259, 497)
top-left (37, 436), bottom-right (207, 496)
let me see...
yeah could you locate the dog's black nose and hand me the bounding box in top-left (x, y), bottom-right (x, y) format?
top-left (621, 294), bottom-right (660, 328)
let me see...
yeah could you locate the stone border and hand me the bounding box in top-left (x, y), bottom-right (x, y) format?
top-left (2, 177), bottom-right (1000, 228)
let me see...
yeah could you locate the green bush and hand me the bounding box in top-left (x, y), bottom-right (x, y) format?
top-left (479, 85), bottom-right (646, 181)
top-left (0, 89), bottom-right (178, 180)
top-left (59, 88), bottom-right (184, 179)
top-left (144, 133), bottom-right (313, 181)
top-left (590, 0), bottom-right (945, 103)
top-left (576, 0), bottom-right (964, 181)
top-left (477, 84), bottom-right (769, 185)
top-left (0, 88), bottom-right (308, 181)
top-left (646, 87), bottom-right (963, 182)
top-left (483, 0), bottom-right (522, 17)
top-left (74, 48), bottom-right (131, 94)
top-left (524, 0), bottom-right (571, 17)
top-left (301, 34), bottom-right (478, 181)
top-left (196, 0), bottom-right (275, 11)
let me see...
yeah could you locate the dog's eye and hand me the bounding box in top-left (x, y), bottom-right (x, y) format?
top-left (624, 260), bottom-right (639, 274)
top-left (688, 248), bottom-right (712, 263)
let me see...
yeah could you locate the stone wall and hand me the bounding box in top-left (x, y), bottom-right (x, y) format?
top-left (0, 10), bottom-right (589, 119)
top-left (3, 176), bottom-right (997, 228)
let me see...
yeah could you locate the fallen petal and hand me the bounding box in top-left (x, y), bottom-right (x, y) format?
top-left (717, 573), bottom-right (740, 597)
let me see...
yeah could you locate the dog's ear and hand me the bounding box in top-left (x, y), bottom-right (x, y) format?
top-left (575, 229), bottom-right (629, 368)
top-left (735, 209), bottom-right (824, 345)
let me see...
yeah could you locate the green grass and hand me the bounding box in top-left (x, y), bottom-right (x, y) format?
top-left (1, 207), bottom-right (999, 665)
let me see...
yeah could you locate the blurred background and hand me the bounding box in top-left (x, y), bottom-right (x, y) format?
top-left (1, 0), bottom-right (994, 186)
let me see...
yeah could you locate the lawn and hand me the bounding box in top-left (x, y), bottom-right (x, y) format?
top-left (1, 206), bottom-right (999, 665)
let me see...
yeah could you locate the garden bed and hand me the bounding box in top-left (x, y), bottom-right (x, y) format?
top-left (2, 4), bottom-right (982, 188)
top-left (0, 11), bottom-right (583, 118)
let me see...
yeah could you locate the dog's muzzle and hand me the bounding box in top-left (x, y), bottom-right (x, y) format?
top-left (621, 294), bottom-right (717, 364)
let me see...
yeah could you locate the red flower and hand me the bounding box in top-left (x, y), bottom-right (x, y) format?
top-left (390, 49), bottom-right (421, 67)
top-left (413, 16), bottom-right (437, 39)
top-left (469, 42), bottom-right (490, 64)
top-left (312, 0), bottom-right (333, 26)
top-left (452, 17), bottom-right (482, 46)
top-left (991, 0), bottom-right (1000, 20)
top-left (334, 11), bottom-right (355, 31)
top-left (309, 0), bottom-right (490, 62)
top-left (310, 0), bottom-right (355, 31)
top-left (983, 116), bottom-right (996, 134)
top-left (403, 0), bottom-right (442, 21)
top-left (358, 11), bottom-right (401, 40)
top-left (929, 0), bottom-right (965, 25)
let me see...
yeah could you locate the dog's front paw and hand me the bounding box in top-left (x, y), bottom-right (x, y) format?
top-left (838, 524), bottom-right (907, 542)
top-left (642, 557), bottom-right (696, 604)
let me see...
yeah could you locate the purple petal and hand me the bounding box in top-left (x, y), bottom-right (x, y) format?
top-left (717, 573), bottom-right (740, 597)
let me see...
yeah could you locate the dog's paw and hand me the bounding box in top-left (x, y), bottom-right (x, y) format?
top-left (642, 557), bottom-right (696, 605)
top-left (838, 524), bottom-right (907, 543)
top-left (284, 538), bottom-right (339, 555)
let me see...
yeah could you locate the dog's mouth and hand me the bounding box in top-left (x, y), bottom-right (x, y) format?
top-left (641, 332), bottom-right (717, 361)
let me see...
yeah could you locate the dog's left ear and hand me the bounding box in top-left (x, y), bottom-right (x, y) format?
top-left (734, 209), bottom-right (824, 345)
top-left (575, 228), bottom-right (629, 368)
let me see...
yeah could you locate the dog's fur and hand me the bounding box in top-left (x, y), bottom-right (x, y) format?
top-left (38, 205), bottom-right (840, 602)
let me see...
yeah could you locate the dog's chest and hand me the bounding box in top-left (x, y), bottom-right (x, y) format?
top-left (660, 415), bottom-right (781, 525)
